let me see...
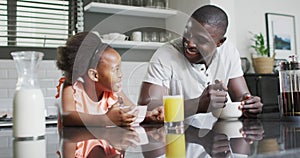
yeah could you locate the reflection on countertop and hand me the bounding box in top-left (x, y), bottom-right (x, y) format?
top-left (2, 113), bottom-right (300, 158)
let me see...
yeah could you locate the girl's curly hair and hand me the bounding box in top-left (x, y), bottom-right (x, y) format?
top-left (56, 31), bottom-right (110, 85)
top-left (56, 32), bottom-right (89, 85)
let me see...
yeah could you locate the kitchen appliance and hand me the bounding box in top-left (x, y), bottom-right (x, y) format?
top-left (11, 51), bottom-right (45, 139)
top-left (278, 56), bottom-right (300, 118)
top-left (240, 57), bottom-right (250, 73)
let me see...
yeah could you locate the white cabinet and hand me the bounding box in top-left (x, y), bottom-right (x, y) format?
top-left (84, 2), bottom-right (177, 50)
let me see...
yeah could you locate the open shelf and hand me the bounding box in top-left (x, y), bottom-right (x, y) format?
top-left (84, 2), bottom-right (177, 18)
top-left (103, 40), bottom-right (165, 50)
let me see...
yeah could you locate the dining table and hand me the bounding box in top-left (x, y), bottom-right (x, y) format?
top-left (1, 112), bottom-right (300, 158)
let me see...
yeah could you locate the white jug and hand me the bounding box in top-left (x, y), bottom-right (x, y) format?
top-left (11, 51), bottom-right (45, 139)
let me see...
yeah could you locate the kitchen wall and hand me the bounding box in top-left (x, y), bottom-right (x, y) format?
top-left (211, 0), bottom-right (300, 72)
top-left (166, 0), bottom-right (300, 72)
top-left (166, 0), bottom-right (209, 35)
top-left (167, 0), bottom-right (297, 107)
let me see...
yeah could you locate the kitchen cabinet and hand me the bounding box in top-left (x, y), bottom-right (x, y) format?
top-left (244, 73), bottom-right (280, 113)
top-left (84, 2), bottom-right (177, 50)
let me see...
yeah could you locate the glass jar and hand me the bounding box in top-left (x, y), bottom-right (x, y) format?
top-left (11, 51), bottom-right (45, 139)
top-left (279, 58), bottom-right (300, 118)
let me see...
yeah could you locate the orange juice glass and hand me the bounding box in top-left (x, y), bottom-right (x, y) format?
top-left (166, 133), bottom-right (186, 158)
top-left (163, 79), bottom-right (184, 129)
top-left (163, 95), bottom-right (184, 122)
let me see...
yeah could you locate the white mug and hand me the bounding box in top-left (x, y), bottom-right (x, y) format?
top-left (109, 33), bottom-right (128, 41)
top-left (131, 31), bottom-right (142, 41)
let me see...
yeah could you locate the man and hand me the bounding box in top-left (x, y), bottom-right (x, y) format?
top-left (139, 5), bottom-right (263, 122)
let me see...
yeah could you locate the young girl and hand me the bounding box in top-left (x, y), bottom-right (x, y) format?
top-left (56, 31), bottom-right (138, 127)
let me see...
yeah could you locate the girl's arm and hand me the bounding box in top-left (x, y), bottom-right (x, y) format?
top-left (60, 85), bottom-right (136, 127)
top-left (60, 85), bottom-right (110, 126)
top-left (60, 84), bottom-right (76, 113)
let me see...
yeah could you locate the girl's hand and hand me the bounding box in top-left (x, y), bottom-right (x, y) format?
top-left (107, 102), bottom-right (138, 126)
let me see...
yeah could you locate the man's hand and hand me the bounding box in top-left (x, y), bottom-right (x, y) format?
top-left (240, 119), bottom-right (264, 144)
top-left (199, 80), bottom-right (228, 112)
top-left (240, 93), bottom-right (263, 118)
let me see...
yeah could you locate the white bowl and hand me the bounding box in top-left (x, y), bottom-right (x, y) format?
top-left (127, 106), bottom-right (147, 125)
top-left (101, 33), bottom-right (128, 41)
top-left (212, 102), bottom-right (242, 120)
top-left (131, 126), bottom-right (149, 145)
top-left (213, 120), bottom-right (243, 138)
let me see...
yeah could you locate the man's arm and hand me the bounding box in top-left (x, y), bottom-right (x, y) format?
top-left (138, 81), bottom-right (230, 118)
top-left (138, 82), bottom-right (164, 111)
top-left (227, 76), bottom-right (250, 101)
top-left (138, 82), bottom-right (198, 117)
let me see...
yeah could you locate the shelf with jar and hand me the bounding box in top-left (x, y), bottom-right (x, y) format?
top-left (84, 1), bottom-right (177, 19)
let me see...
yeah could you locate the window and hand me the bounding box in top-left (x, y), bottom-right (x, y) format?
top-left (0, 0), bottom-right (83, 48)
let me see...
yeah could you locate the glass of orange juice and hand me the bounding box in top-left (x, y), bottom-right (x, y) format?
top-left (166, 133), bottom-right (186, 157)
top-left (165, 127), bottom-right (186, 158)
top-left (163, 78), bottom-right (184, 129)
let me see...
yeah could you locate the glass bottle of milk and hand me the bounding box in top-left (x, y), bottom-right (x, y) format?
top-left (11, 51), bottom-right (45, 139)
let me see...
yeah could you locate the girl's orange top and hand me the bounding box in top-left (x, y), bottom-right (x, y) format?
top-left (56, 78), bottom-right (121, 157)
top-left (75, 139), bottom-right (120, 158)
top-left (72, 81), bottom-right (118, 114)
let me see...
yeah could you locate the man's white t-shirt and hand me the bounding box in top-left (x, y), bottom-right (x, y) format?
top-left (142, 38), bottom-right (245, 158)
top-left (143, 38), bottom-right (243, 100)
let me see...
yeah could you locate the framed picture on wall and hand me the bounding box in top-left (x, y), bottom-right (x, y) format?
top-left (265, 13), bottom-right (297, 59)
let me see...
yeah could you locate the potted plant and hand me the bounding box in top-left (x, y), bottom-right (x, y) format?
top-left (250, 32), bottom-right (275, 74)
